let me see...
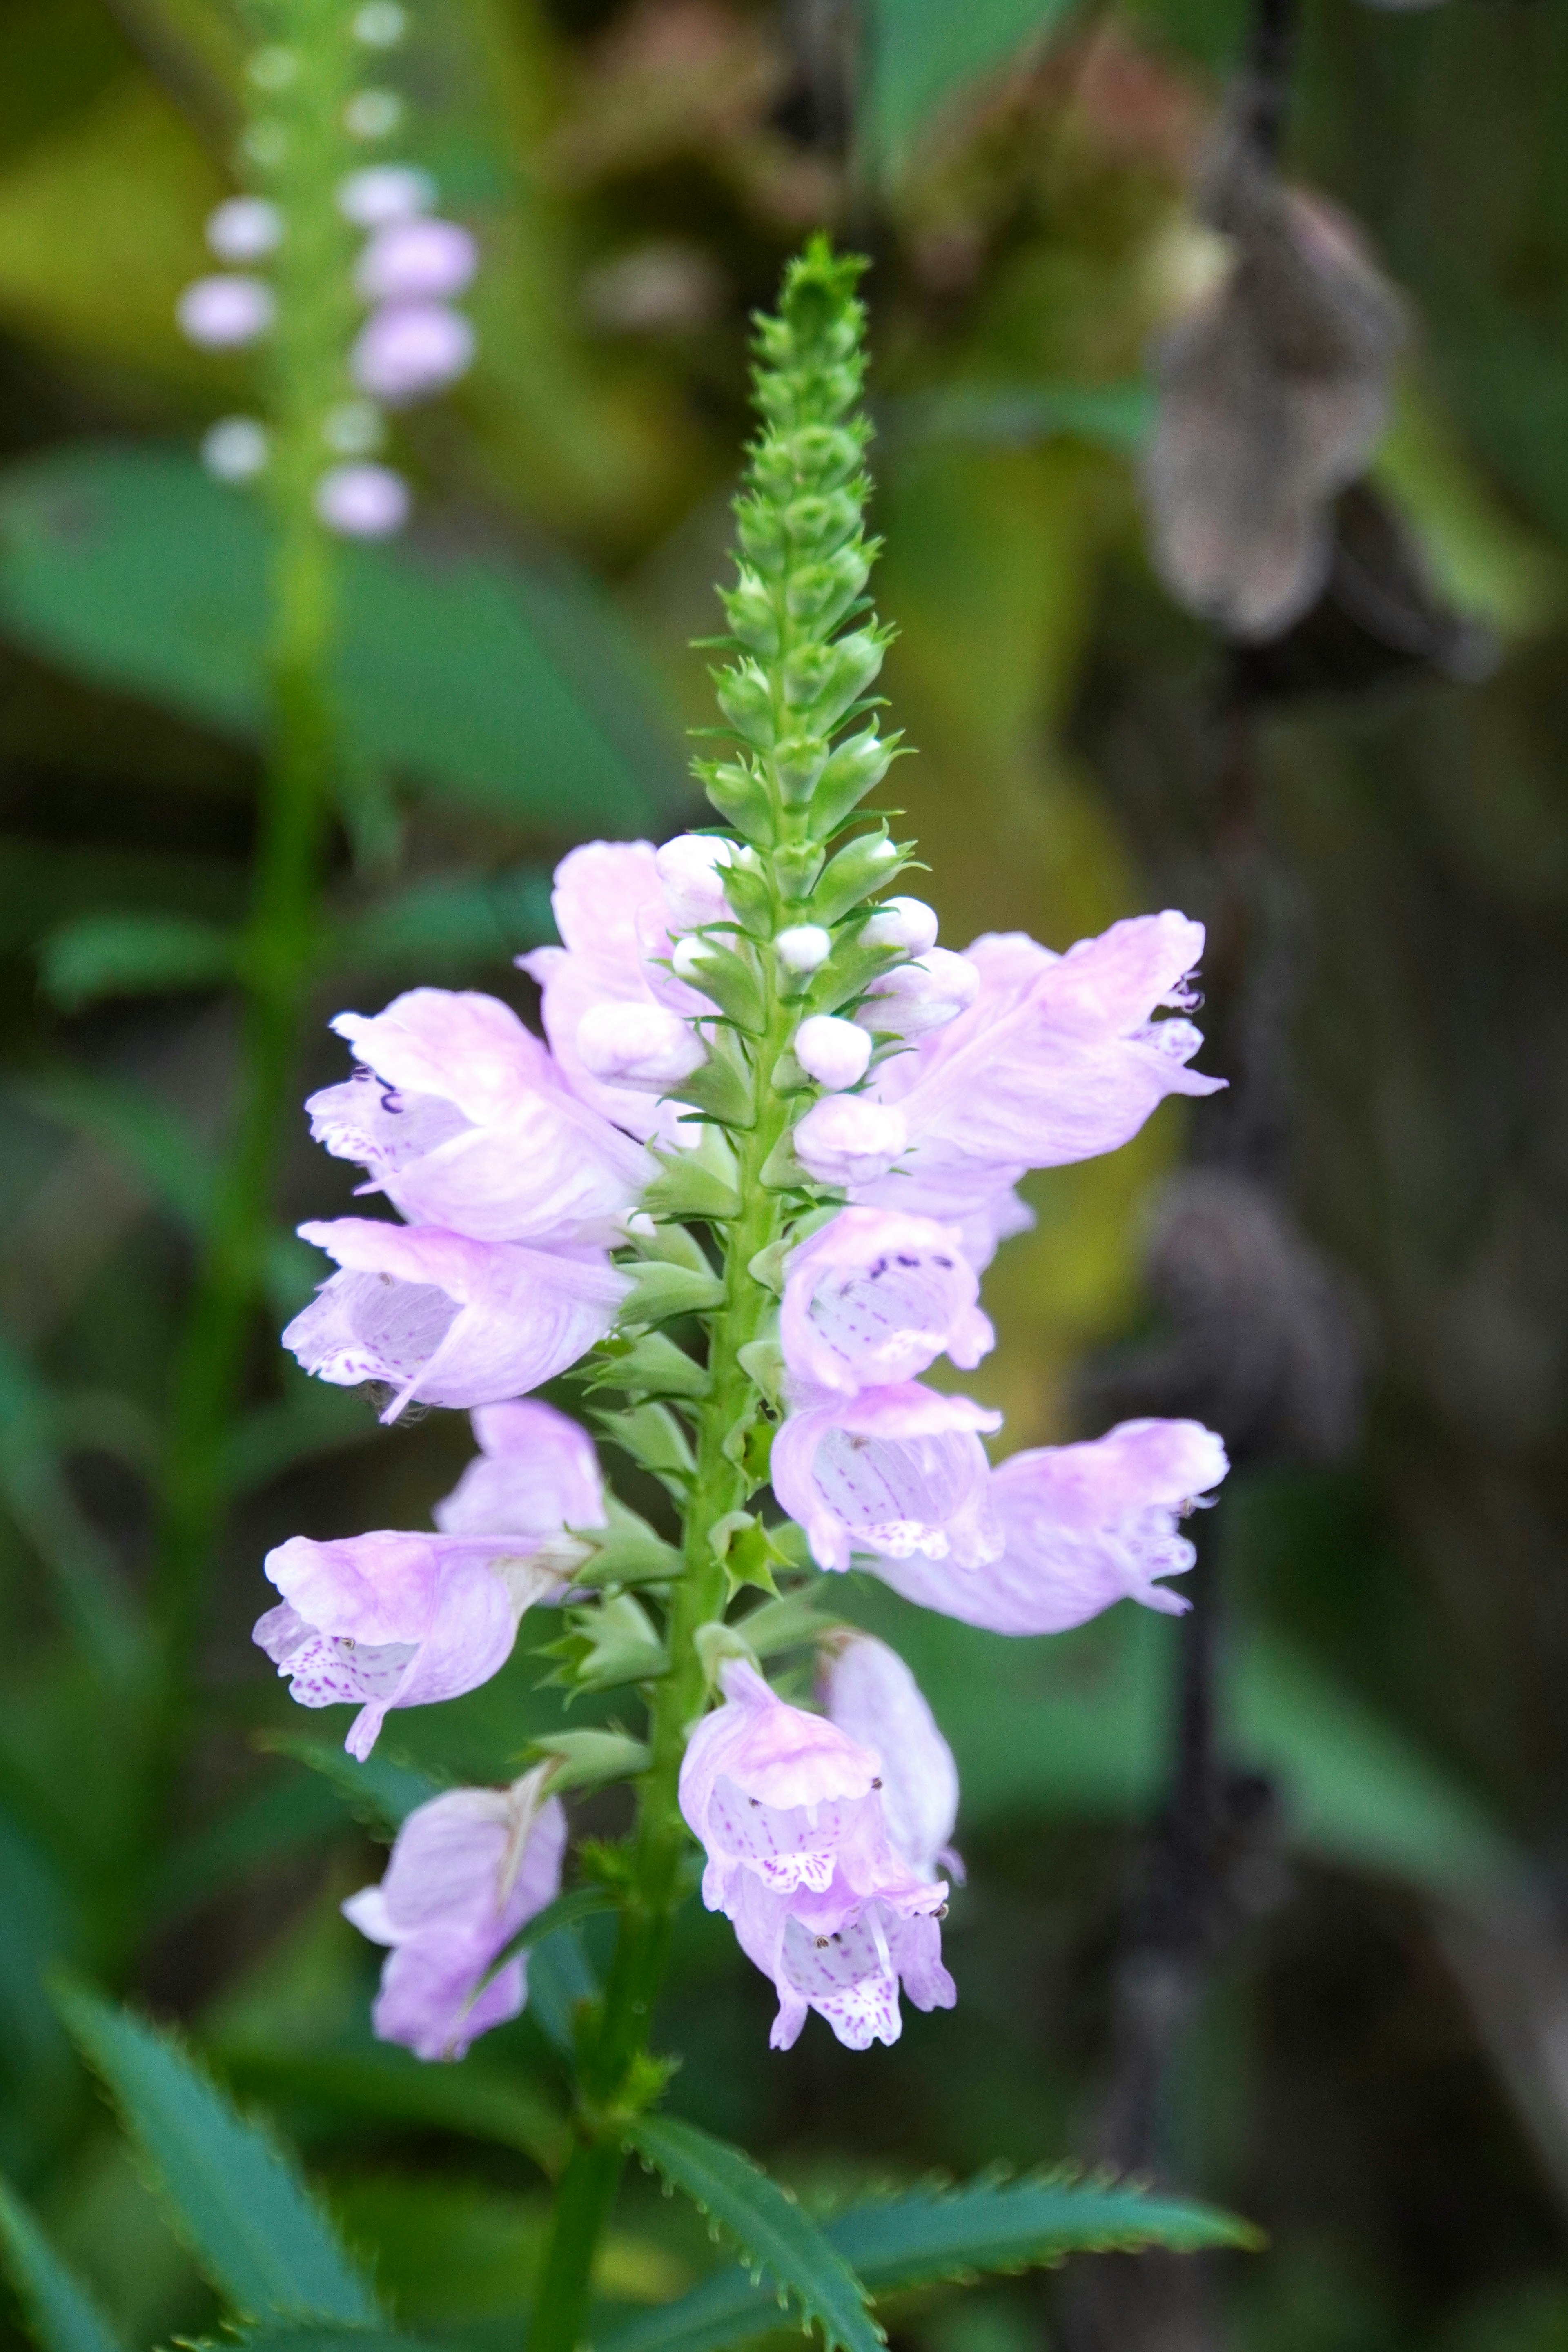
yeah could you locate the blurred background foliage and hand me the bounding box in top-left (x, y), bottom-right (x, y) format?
top-left (1, 2), bottom-right (1567, 2351)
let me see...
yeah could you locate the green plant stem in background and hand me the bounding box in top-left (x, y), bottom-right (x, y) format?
top-left (528, 243), bottom-right (897, 2352)
top-left (149, 0), bottom-right (361, 1809)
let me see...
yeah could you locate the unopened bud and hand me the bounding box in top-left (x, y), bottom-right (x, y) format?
top-left (314, 462), bottom-right (409, 537)
top-left (337, 164), bottom-right (436, 226)
top-left (577, 1002), bottom-right (705, 1091)
top-left (793, 1096), bottom-right (906, 1188)
top-left (794, 1015), bottom-right (871, 1091)
top-left (656, 834), bottom-right (733, 931)
top-left (859, 948), bottom-right (978, 1039)
top-left (206, 197), bottom-right (283, 262)
top-left (177, 275), bottom-right (275, 348)
top-left (776, 925), bottom-right (831, 974)
top-left (862, 896), bottom-right (938, 956)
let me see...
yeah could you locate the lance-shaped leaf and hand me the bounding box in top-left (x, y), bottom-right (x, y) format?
top-left (54, 1982), bottom-right (380, 2324)
top-left (597, 2169), bottom-right (1260, 2352)
top-left (623, 2118), bottom-right (883, 2352)
top-left (0, 2174), bottom-right (125, 2352)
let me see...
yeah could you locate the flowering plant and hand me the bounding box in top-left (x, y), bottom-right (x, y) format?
top-left (260, 239), bottom-right (1235, 2349)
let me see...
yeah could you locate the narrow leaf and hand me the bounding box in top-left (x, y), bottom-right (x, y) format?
top-left (253, 1734), bottom-right (442, 1837)
top-left (596, 2170), bottom-right (1259, 2352)
top-left (53, 1982), bottom-right (380, 2324)
top-left (172, 2331), bottom-right (439, 2352)
top-left (624, 2117), bottom-right (882, 2352)
top-left (11, 1071), bottom-right (213, 1231)
top-left (212, 2047), bottom-right (569, 2176)
top-left (0, 2174), bottom-right (125, 2352)
top-left (37, 912), bottom-right (237, 1010)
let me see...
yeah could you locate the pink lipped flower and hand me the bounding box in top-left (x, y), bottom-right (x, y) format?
top-left (868, 1417), bottom-right (1229, 1634)
top-left (342, 1768), bottom-right (566, 2060)
top-left (679, 1660), bottom-right (953, 2051)
top-left (818, 1630), bottom-right (960, 1884)
top-left (307, 988), bottom-right (651, 1246)
top-left (780, 1208), bottom-right (993, 1395)
top-left (283, 1217), bottom-right (628, 1421)
top-left (770, 1381), bottom-right (1003, 1575)
top-left (254, 1399), bottom-right (603, 1756)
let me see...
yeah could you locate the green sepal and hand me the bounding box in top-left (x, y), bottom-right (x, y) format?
top-left (695, 757), bottom-right (776, 844)
top-left (804, 935), bottom-right (905, 1019)
top-left (570, 1499), bottom-right (684, 1589)
top-left (695, 1618), bottom-right (760, 1690)
top-left (735, 1336), bottom-right (785, 1409)
top-left (758, 1129), bottom-right (815, 1193)
top-left (719, 856), bottom-right (775, 936)
top-left (768, 1049), bottom-right (811, 1095)
top-left (811, 826), bottom-right (906, 920)
top-left (782, 628), bottom-right (887, 736)
top-left (618, 1256), bottom-right (726, 1327)
top-left (808, 729), bottom-right (901, 840)
top-left (672, 940), bottom-right (767, 1034)
top-left (737, 1416), bottom-right (775, 1491)
top-left (528, 1729), bottom-right (652, 1794)
top-left (736, 1584), bottom-right (840, 1659)
top-left (773, 842), bottom-right (826, 901)
top-left (713, 662), bottom-right (777, 750)
top-left (668, 1044), bottom-right (756, 1129)
top-left (593, 1402), bottom-right (696, 1492)
top-left (541, 1595), bottom-right (670, 1697)
top-left (628, 1218), bottom-right (716, 1275)
top-left (708, 1511), bottom-right (789, 1599)
top-left (641, 1149), bottom-right (742, 1223)
top-left (589, 1330), bottom-right (710, 1402)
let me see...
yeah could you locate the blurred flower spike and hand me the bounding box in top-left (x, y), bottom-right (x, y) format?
top-left (177, 3), bottom-right (478, 537)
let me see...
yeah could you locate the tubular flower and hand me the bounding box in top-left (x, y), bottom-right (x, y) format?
top-left (770, 1382), bottom-right (1003, 1575)
top-left (519, 840), bottom-right (712, 1145)
top-left (780, 1208), bottom-right (993, 1394)
top-left (283, 1217), bottom-right (629, 1420)
top-left (434, 1398), bottom-right (606, 1538)
top-left (680, 1662), bottom-right (953, 2051)
top-left (306, 989), bottom-right (651, 1245)
top-left (818, 1631), bottom-right (960, 1883)
top-left (869, 1418), bottom-right (1230, 1634)
top-left (343, 1770), bottom-right (566, 2060)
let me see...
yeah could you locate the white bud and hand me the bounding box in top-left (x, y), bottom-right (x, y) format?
top-left (206, 197), bottom-right (283, 263)
top-left (655, 834), bottom-right (733, 930)
top-left (242, 121), bottom-right (287, 169)
top-left (201, 416), bottom-right (269, 481)
top-left (862, 895), bottom-right (938, 956)
top-left (314, 462), bottom-right (409, 537)
top-left (577, 1002), bottom-right (705, 1091)
top-left (177, 275), bottom-right (275, 348)
top-left (793, 1015), bottom-right (871, 1091)
top-left (354, 1), bottom-right (408, 45)
top-left (337, 164), bottom-right (436, 226)
top-left (346, 88), bottom-right (404, 139)
top-left (793, 1097), bottom-right (907, 1188)
top-left (859, 948), bottom-right (978, 1040)
top-left (776, 924), bottom-right (831, 974)
top-left (247, 45), bottom-right (297, 91)
top-left (670, 935), bottom-right (713, 984)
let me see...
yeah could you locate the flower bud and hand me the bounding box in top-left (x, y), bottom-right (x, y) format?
top-left (714, 662), bottom-right (775, 750)
top-left (794, 1015), bottom-right (871, 1091)
top-left (206, 197), bottom-right (283, 262)
top-left (720, 572), bottom-right (780, 659)
top-left (202, 417), bottom-right (269, 481)
top-left (782, 628), bottom-right (884, 731)
top-left (813, 829), bottom-right (901, 924)
top-left (346, 88), bottom-right (404, 139)
top-left (786, 544), bottom-right (870, 631)
top-left (859, 949), bottom-right (978, 1039)
top-left (352, 302), bottom-right (475, 402)
top-left (656, 834), bottom-right (733, 931)
top-left (776, 925), bottom-right (831, 974)
top-left (793, 1096), bottom-right (906, 1187)
top-left (177, 275), bottom-right (275, 348)
top-left (356, 218), bottom-right (478, 303)
top-left (577, 1002), bottom-right (705, 1091)
top-left (314, 462), bottom-right (409, 537)
top-left (698, 758), bottom-right (775, 844)
top-left (863, 896), bottom-right (938, 956)
top-left (337, 163), bottom-right (437, 226)
top-left (808, 727), bottom-right (895, 838)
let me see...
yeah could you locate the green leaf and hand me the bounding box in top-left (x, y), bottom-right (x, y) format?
top-left (623, 2117), bottom-right (883, 2352)
top-left (253, 1734), bottom-right (443, 1838)
top-left (37, 912), bottom-right (238, 1010)
top-left (330, 867), bottom-right (555, 977)
top-left (527, 1730), bottom-right (652, 1793)
top-left (862, 0), bottom-right (1078, 177)
top-left (597, 2170), bottom-right (1259, 2352)
top-left (0, 2172), bottom-right (125, 2352)
top-left (53, 1982), bottom-right (381, 2325)
top-left (212, 2047), bottom-right (569, 2178)
top-left (171, 2330), bottom-right (439, 2352)
top-left (0, 444), bottom-right (683, 834)
top-left (9, 1070), bottom-right (212, 1232)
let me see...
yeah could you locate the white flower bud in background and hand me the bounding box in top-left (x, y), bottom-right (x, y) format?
top-left (206, 196), bottom-right (283, 263)
top-left (314, 461), bottom-right (409, 537)
top-left (352, 302), bottom-right (474, 402)
top-left (201, 416), bottom-right (270, 481)
top-left (655, 834), bottom-right (733, 931)
top-left (345, 89), bottom-right (404, 140)
top-left (577, 1002), bottom-right (705, 1091)
top-left (177, 275), bottom-right (276, 348)
top-left (862, 895), bottom-right (939, 956)
top-left (793, 1096), bottom-right (907, 1187)
top-left (794, 1015), bottom-right (871, 1091)
top-left (243, 121), bottom-right (287, 169)
top-left (248, 45), bottom-right (297, 92)
top-left (776, 924), bottom-right (832, 974)
top-left (858, 947), bottom-right (978, 1039)
top-left (354, 1), bottom-right (408, 44)
top-left (337, 164), bottom-right (436, 226)
top-left (323, 398), bottom-right (385, 456)
top-left (669, 935), bottom-right (715, 984)
top-left (356, 219), bottom-right (478, 304)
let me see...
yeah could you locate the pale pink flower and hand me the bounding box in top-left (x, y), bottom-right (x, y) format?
top-left (861, 898), bottom-right (939, 957)
top-left (857, 947), bottom-right (979, 1040)
top-left (307, 989), bottom-right (650, 1245)
top-left (870, 1418), bottom-right (1229, 1634)
top-left (343, 1770), bottom-right (565, 2059)
top-left (653, 833), bottom-right (734, 930)
top-left (356, 218), bottom-right (477, 303)
top-left (818, 1631), bottom-right (960, 1883)
top-left (770, 1381), bottom-right (1002, 1575)
top-left (337, 164), bottom-right (437, 226)
top-left (434, 1399), bottom-right (606, 1538)
top-left (283, 1217), bottom-right (628, 1420)
top-left (680, 1661), bottom-right (953, 2051)
top-left (314, 462), bottom-right (408, 537)
top-left (793, 1016), bottom-right (871, 1091)
top-left (351, 301), bottom-right (474, 402)
top-left (178, 275), bottom-right (275, 347)
top-left (793, 1097), bottom-right (907, 1189)
top-left (780, 1207), bottom-right (992, 1394)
